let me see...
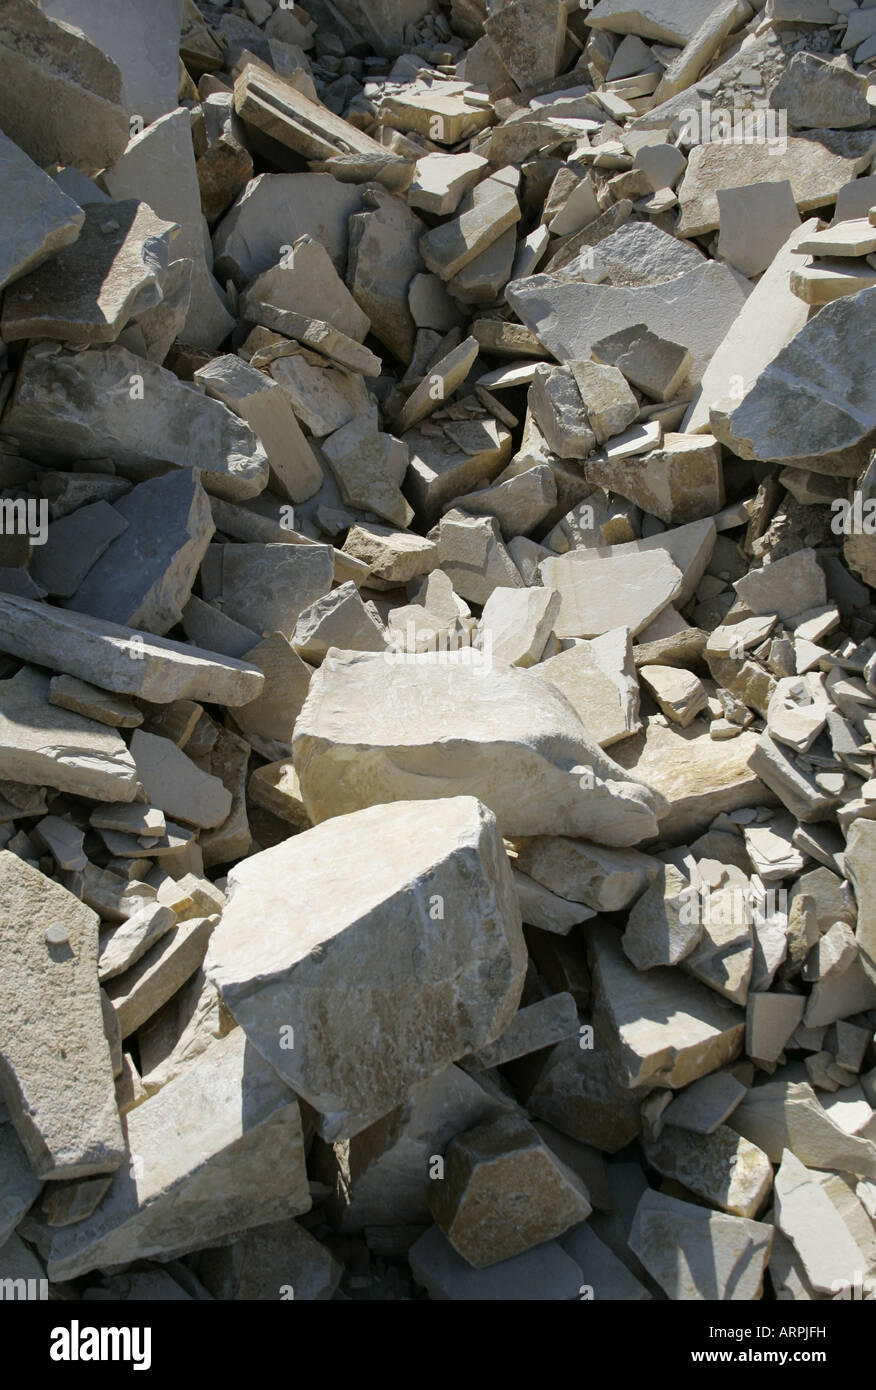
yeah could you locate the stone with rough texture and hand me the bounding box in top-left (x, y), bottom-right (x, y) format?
top-left (629, 1190), bottom-right (772, 1300)
top-left (589, 433), bottom-right (724, 525)
top-left (198, 1216), bottom-right (342, 1301)
top-left (293, 650), bottom-right (662, 843)
top-left (347, 186), bottom-right (424, 363)
top-left (0, 130), bottom-right (85, 292)
top-left (207, 797), bottom-right (526, 1141)
top-left (322, 413), bottom-right (413, 528)
top-left (478, 587), bottom-right (559, 668)
top-left (588, 0), bottom-right (728, 44)
top-left (248, 234), bottom-right (370, 343)
top-left (644, 1124), bottom-right (772, 1219)
top-left (293, 582), bottom-right (387, 665)
top-left (484, 0), bottom-right (566, 90)
top-left (130, 730), bottom-right (231, 830)
top-left (0, 853), bottom-right (124, 1180)
top-left (2, 344), bottom-right (268, 502)
top-left (845, 819), bottom-right (876, 987)
top-left (713, 286), bottom-right (876, 463)
top-left (65, 470), bottom-right (214, 637)
top-left (30, 501), bottom-right (129, 600)
top-left (409, 1225), bottom-right (584, 1301)
top-left (0, 1121), bottom-right (42, 1245)
top-left (47, 1029), bottom-right (311, 1281)
top-left (540, 549), bottom-right (683, 639)
top-left (729, 1078), bottom-right (876, 1179)
top-left (590, 923), bottom-right (745, 1090)
top-left (429, 1112), bottom-right (590, 1268)
top-left (104, 914), bottom-right (216, 1039)
top-left (103, 108), bottom-right (233, 350)
top-left (622, 864), bottom-right (702, 969)
top-left (770, 52), bottom-right (873, 131)
top-left (0, 0), bottom-right (129, 172)
top-left (536, 629), bottom-right (641, 748)
top-left (0, 666), bottom-right (139, 803)
top-left (202, 542), bottom-right (333, 640)
top-left (214, 173), bottom-right (362, 285)
top-left (517, 839), bottom-right (659, 913)
top-left (774, 1149), bottom-right (870, 1293)
top-left (507, 263), bottom-right (750, 385)
top-left (0, 595), bottom-right (264, 706)
top-left (43, 0), bottom-right (183, 125)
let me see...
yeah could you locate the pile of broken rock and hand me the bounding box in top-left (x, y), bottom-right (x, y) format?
top-left (1, 0), bottom-right (876, 1304)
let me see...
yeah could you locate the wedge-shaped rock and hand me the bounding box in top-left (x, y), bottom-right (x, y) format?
top-left (774, 1149), bottom-right (870, 1294)
top-left (623, 864), bottom-right (702, 969)
top-left (430, 1113), bottom-right (590, 1269)
top-left (43, 0), bottom-right (182, 125)
top-left (713, 286), bottom-right (876, 462)
top-left (644, 1124), bottom-right (772, 1219)
top-left (293, 651), bottom-right (662, 843)
top-left (507, 263), bottom-right (749, 385)
top-left (587, 0), bottom-right (725, 44)
top-left (420, 170), bottom-right (521, 282)
top-left (406, 419), bottom-right (513, 524)
top-left (589, 924), bottom-right (745, 1090)
top-left (0, 667), bottom-right (139, 802)
top-left (234, 63), bottom-right (387, 162)
top-left (428, 511), bottom-right (524, 606)
top-left (629, 1190), bottom-right (772, 1300)
top-left (346, 185), bottom-right (424, 363)
top-left (30, 500), bottom-right (128, 600)
top-left (684, 219), bottom-right (816, 435)
top-left (322, 412), bottom-right (412, 528)
top-left (293, 582), bottom-right (386, 666)
top-left (105, 914), bottom-right (217, 1039)
top-left (0, 130), bottom-right (85, 292)
top-left (1, 199), bottom-right (177, 345)
top-left (47, 1029), bottom-right (311, 1281)
top-left (769, 51), bottom-right (873, 132)
top-left (202, 542), bottom-right (333, 640)
top-left (0, 853), bottom-right (124, 1179)
top-left (207, 797), bottom-right (527, 1141)
top-left (536, 628), bottom-right (641, 747)
top-left (199, 1216), bottom-right (342, 1302)
top-left (194, 354), bottom-right (322, 505)
top-left (478, 587), bottom-right (559, 668)
top-left (342, 523), bottom-right (437, 589)
top-left (519, 1037), bottom-right (644, 1153)
top-left (0, 595), bottom-right (263, 706)
top-left (249, 235), bottom-right (370, 343)
top-left (409, 152), bottom-right (488, 216)
top-left (677, 136), bottom-right (869, 239)
top-left (102, 108), bottom-right (233, 350)
top-left (65, 470), bottom-right (214, 637)
top-left (588, 433), bottom-right (724, 525)
top-left (130, 730), bottom-right (231, 830)
top-left (0, 0), bottom-right (129, 171)
top-left (2, 344), bottom-right (268, 502)
top-left (539, 548), bottom-right (683, 639)
top-left (728, 1078), bottom-right (876, 1179)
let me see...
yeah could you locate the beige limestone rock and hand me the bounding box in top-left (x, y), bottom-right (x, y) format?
top-left (429, 1112), bottom-right (591, 1269)
top-left (0, 129), bottom-right (85, 291)
top-left (622, 864), bottom-right (702, 969)
top-left (588, 433), bottom-right (724, 525)
top-left (130, 731), bottom-right (231, 830)
top-left (629, 1189), bottom-right (772, 1299)
top-left (105, 915), bottom-right (217, 1039)
top-left (536, 629), bottom-right (642, 747)
top-left (517, 838), bottom-right (659, 912)
top-left (644, 1124), bottom-right (772, 1219)
top-left (0, 853), bottom-right (124, 1179)
top-left (207, 797), bottom-right (527, 1141)
top-left (774, 1149), bottom-right (871, 1294)
top-left (47, 1029), bottom-right (311, 1281)
top-left (293, 650), bottom-right (662, 843)
top-left (539, 548), bottom-right (683, 639)
top-left (478, 587), bottom-right (559, 668)
top-left (640, 664), bottom-right (709, 728)
top-left (729, 1078), bottom-right (876, 1179)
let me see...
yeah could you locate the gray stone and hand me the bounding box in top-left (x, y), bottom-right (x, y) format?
top-left (629, 1189), bottom-right (772, 1299)
top-left (30, 501), bottom-right (129, 600)
top-left (43, 0), bottom-right (183, 125)
top-left (409, 1225), bottom-right (583, 1301)
top-left (770, 52), bottom-right (874, 131)
top-left (484, 0), bottom-right (566, 90)
top-left (201, 542), bottom-right (333, 640)
top-left (0, 130), bottom-right (85, 292)
top-left (213, 172), bottom-right (362, 285)
top-left (346, 185), bottom-right (424, 363)
top-left (1, 343), bottom-right (269, 502)
top-left (0, 852), bottom-right (124, 1179)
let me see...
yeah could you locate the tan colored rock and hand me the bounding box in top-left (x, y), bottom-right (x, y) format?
top-left (629, 1189), bottom-right (772, 1300)
top-left (644, 1124), bottom-right (772, 1219)
top-left (0, 129), bottom-right (84, 292)
top-left (293, 650), bottom-right (662, 843)
top-left (540, 549), bottom-right (683, 639)
top-left (517, 838), bottom-right (659, 912)
top-left (729, 1078), bottom-right (876, 1179)
top-left (0, 853), bottom-right (124, 1179)
top-left (478, 587), bottom-right (559, 668)
top-left (640, 664), bottom-right (709, 727)
top-left (130, 731), bottom-right (231, 830)
top-left (622, 864), bottom-right (702, 969)
top-left (207, 797), bottom-right (526, 1141)
top-left (774, 1149), bottom-right (871, 1294)
top-left (588, 433), bottom-right (724, 525)
top-left (47, 1029), bottom-right (311, 1281)
top-left (105, 915), bottom-right (217, 1039)
top-left (429, 1113), bottom-right (590, 1269)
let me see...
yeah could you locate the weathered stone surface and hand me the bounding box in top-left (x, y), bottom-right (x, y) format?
top-left (323, 412), bottom-right (413, 528)
top-left (622, 864), bottom-right (702, 969)
top-left (207, 798), bottom-right (526, 1141)
top-left (30, 501), bottom-right (129, 600)
top-left (129, 730), bottom-right (231, 830)
top-left (629, 1190), bottom-right (772, 1299)
top-left (729, 1078), bottom-right (876, 1179)
top-left (103, 108), bottom-right (233, 350)
top-left (770, 52), bottom-right (874, 131)
top-left (0, 130), bottom-right (85, 292)
top-left (0, 666), bottom-right (139, 803)
top-left (539, 548), bottom-right (683, 639)
top-left (420, 170), bottom-right (521, 283)
top-left (0, 595), bottom-right (263, 706)
top-left (43, 0), bottom-right (183, 125)
top-left (0, 1120), bottom-right (43, 1244)
top-left (774, 1149), bottom-right (870, 1294)
top-left (0, 853), bottom-right (124, 1179)
top-left (589, 433), bottom-right (724, 525)
top-left (662, 1069), bottom-right (749, 1135)
top-left (0, 0), bottom-right (129, 172)
top-left (65, 470), bottom-right (214, 636)
top-left (644, 1124), bottom-right (772, 1219)
top-left (347, 186), bottom-right (424, 363)
top-left (214, 173), bottom-right (362, 285)
top-left (517, 838), bottom-right (658, 913)
top-left (2, 344), bottom-right (268, 502)
top-left (248, 234), bottom-right (370, 342)
top-left (409, 152), bottom-right (488, 217)
top-left (536, 629), bottom-right (641, 747)
top-left (507, 262), bottom-right (750, 385)
top-left (845, 819), bottom-right (876, 988)
top-left (429, 1112), bottom-right (590, 1268)
top-left (194, 354), bottom-right (323, 505)
top-left (714, 287), bottom-right (876, 462)
top-left (198, 1216), bottom-right (342, 1301)
top-left (342, 523), bottom-right (438, 589)
top-left (293, 650), bottom-right (662, 843)
top-left (105, 914), bottom-right (216, 1039)
top-left (1, 199), bottom-right (178, 345)
top-left (47, 1029), bottom-right (311, 1281)
top-left (202, 542), bottom-right (333, 639)
top-left (587, 0), bottom-right (727, 44)
top-left (478, 587), bottom-right (559, 668)
top-left (589, 923), bottom-right (745, 1090)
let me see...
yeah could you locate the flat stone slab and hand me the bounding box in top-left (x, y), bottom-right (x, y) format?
top-left (629, 1189), bottom-right (773, 1299)
top-left (207, 797), bottom-right (527, 1141)
top-left (507, 262), bottom-right (750, 385)
top-left (47, 1029), bottom-right (311, 1281)
top-left (0, 852), bottom-right (124, 1179)
top-left (0, 129), bottom-right (85, 292)
top-left (293, 649), bottom-right (662, 843)
top-left (0, 666), bottom-right (140, 802)
top-left (2, 344), bottom-right (269, 502)
top-left (0, 594), bottom-right (264, 706)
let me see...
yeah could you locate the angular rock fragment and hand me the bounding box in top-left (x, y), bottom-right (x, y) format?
top-left (0, 130), bottom-right (85, 292)
top-left (293, 651), bottom-right (662, 843)
top-left (629, 1190), bottom-right (772, 1300)
top-left (588, 433), bottom-right (724, 525)
top-left (207, 797), bottom-right (526, 1141)
top-left (0, 853), bottom-right (124, 1179)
